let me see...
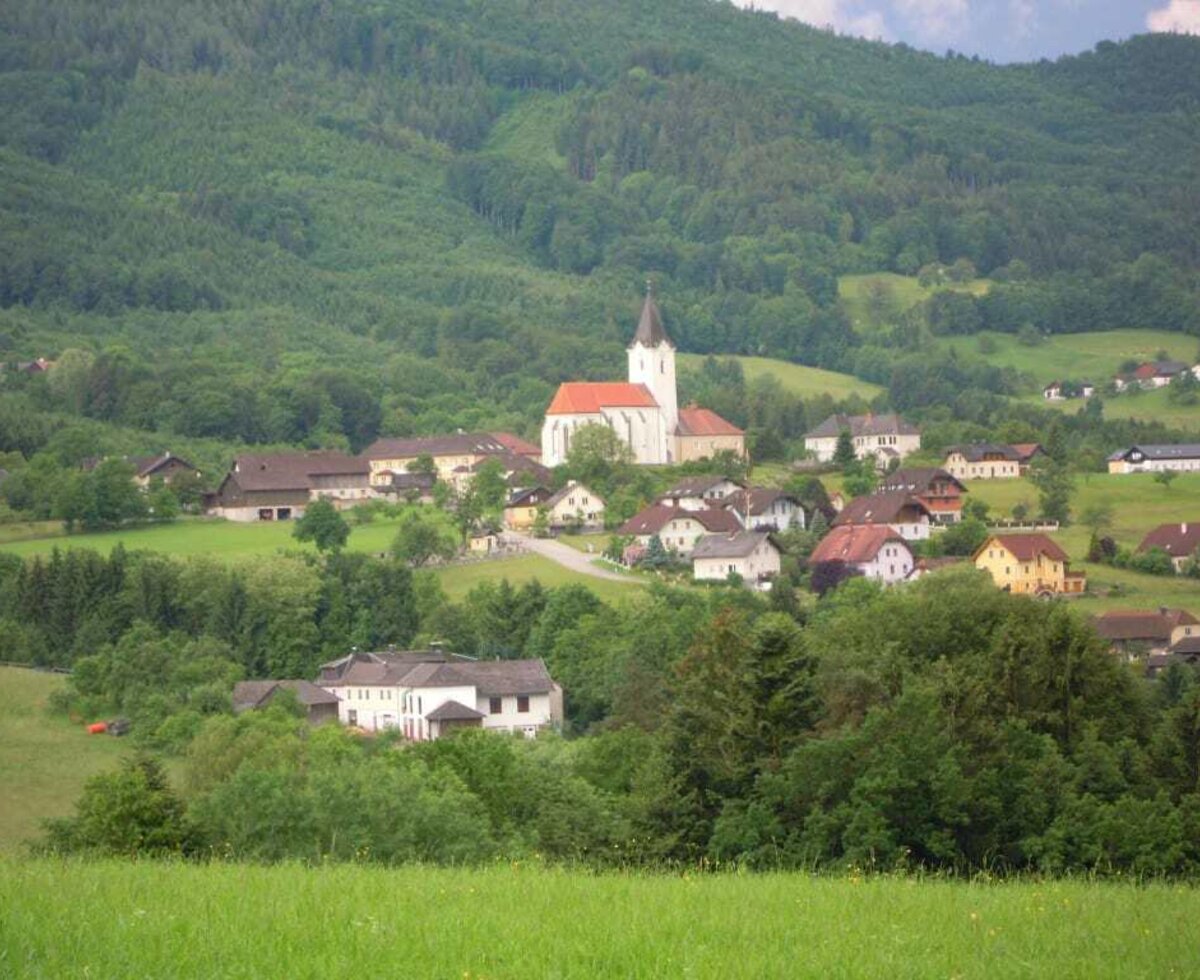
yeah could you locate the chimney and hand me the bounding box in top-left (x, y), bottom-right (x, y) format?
top-left (1183, 523), bottom-right (1189, 535)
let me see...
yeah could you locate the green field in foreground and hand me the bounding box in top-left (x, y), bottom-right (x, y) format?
top-left (0, 668), bottom-right (129, 853)
top-left (679, 353), bottom-right (882, 401)
top-left (938, 329), bottom-right (1197, 388)
top-left (0, 859), bottom-right (1195, 978)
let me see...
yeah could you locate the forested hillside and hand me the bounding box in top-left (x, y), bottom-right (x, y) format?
top-left (1, 0), bottom-right (1199, 468)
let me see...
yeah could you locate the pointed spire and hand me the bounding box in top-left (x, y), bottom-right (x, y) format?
top-left (632, 279), bottom-right (671, 348)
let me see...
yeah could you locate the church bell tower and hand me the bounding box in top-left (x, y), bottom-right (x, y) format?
top-left (627, 281), bottom-right (678, 449)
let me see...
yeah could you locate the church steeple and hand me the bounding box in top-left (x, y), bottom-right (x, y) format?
top-left (631, 280), bottom-right (672, 349)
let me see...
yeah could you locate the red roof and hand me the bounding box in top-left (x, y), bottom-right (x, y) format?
top-left (546, 383), bottom-right (658, 415)
top-left (1138, 523), bottom-right (1200, 557)
top-left (490, 432), bottom-right (541, 458)
top-left (983, 533), bottom-right (1070, 563)
top-left (810, 525), bottom-right (908, 565)
top-left (618, 503), bottom-right (741, 536)
top-left (677, 406), bottom-right (743, 437)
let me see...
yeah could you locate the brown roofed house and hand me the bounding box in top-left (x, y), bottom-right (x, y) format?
top-left (973, 533), bottom-right (1085, 595)
top-left (1138, 523), bottom-right (1200, 572)
top-left (209, 451), bottom-right (370, 522)
top-left (878, 468), bottom-right (966, 524)
top-left (833, 490), bottom-right (933, 541)
top-left (232, 680), bottom-right (340, 725)
top-left (809, 524), bottom-right (914, 585)
top-left (620, 502), bottom-right (740, 555)
top-left (1092, 608), bottom-right (1200, 658)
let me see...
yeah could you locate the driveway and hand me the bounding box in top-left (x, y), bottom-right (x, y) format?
top-left (502, 533), bottom-right (636, 584)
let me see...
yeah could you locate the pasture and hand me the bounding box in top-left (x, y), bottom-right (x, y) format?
top-left (0, 668), bottom-right (128, 853)
top-left (678, 353), bottom-right (882, 401)
top-left (838, 272), bottom-right (991, 333)
top-left (0, 859), bottom-right (1196, 978)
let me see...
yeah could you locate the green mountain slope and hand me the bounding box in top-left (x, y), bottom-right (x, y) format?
top-left (0, 0), bottom-right (1198, 461)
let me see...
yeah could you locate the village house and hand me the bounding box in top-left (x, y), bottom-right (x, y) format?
top-left (809, 524), bottom-right (914, 585)
top-left (878, 468), bottom-right (966, 525)
top-left (503, 486), bottom-right (554, 531)
top-left (208, 452), bottom-right (372, 522)
top-left (619, 502), bottom-right (741, 555)
top-left (659, 475), bottom-right (745, 510)
top-left (82, 452), bottom-right (200, 488)
top-left (541, 286), bottom-right (743, 466)
top-left (1092, 608), bottom-right (1200, 659)
top-left (543, 481), bottom-right (604, 530)
top-left (973, 533), bottom-right (1086, 595)
top-left (1114, 360), bottom-right (1189, 391)
top-left (1108, 444), bottom-right (1200, 475)
top-left (803, 412), bottom-right (921, 467)
top-left (377, 471), bottom-right (437, 504)
top-left (1137, 523), bottom-right (1200, 572)
top-left (457, 452), bottom-right (552, 492)
top-left (318, 649), bottom-right (562, 740)
top-left (1011, 443), bottom-right (1047, 474)
top-left (232, 680), bottom-right (341, 725)
top-left (1043, 381), bottom-right (1095, 401)
top-left (361, 432), bottom-right (535, 486)
top-left (943, 444), bottom-right (1022, 480)
top-left (692, 531), bottom-right (781, 587)
top-left (1148, 637), bottom-right (1200, 677)
top-left (832, 490), bottom-right (932, 541)
top-left (720, 488), bottom-right (806, 531)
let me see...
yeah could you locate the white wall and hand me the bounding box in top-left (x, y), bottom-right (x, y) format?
top-left (859, 542), bottom-right (914, 584)
top-left (628, 341), bottom-right (677, 443)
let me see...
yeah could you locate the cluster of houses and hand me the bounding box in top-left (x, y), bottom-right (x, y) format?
top-left (233, 647), bottom-right (563, 739)
top-left (1092, 608), bottom-right (1200, 676)
top-left (1043, 359), bottom-right (1200, 401)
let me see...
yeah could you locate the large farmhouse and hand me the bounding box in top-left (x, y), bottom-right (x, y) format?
top-left (541, 287), bottom-right (743, 466)
top-left (804, 413), bottom-right (921, 466)
top-left (208, 452), bottom-right (372, 522)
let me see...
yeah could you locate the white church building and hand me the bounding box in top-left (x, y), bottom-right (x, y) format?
top-left (541, 288), bottom-right (743, 466)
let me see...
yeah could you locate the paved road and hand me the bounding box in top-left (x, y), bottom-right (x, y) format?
top-left (501, 533), bottom-right (636, 584)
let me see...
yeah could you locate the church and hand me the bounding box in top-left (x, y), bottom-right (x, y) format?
top-left (541, 288), bottom-right (745, 467)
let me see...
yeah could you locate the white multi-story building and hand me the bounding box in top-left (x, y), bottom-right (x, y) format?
top-left (1108, 444), bottom-right (1200, 475)
top-left (318, 650), bottom-right (563, 741)
top-left (804, 413), bottom-right (921, 466)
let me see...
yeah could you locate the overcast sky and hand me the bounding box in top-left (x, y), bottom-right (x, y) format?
top-left (736, 1), bottom-right (1200, 63)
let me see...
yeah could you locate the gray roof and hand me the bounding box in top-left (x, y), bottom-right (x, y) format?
top-left (232, 680), bottom-right (339, 712)
top-left (363, 432), bottom-right (508, 460)
top-left (692, 530), bottom-right (777, 560)
top-left (631, 287), bottom-right (672, 348)
top-left (323, 655), bottom-right (556, 697)
top-left (1109, 444), bottom-right (1200, 462)
top-left (833, 490), bottom-right (932, 526)
top-left (720, 488), bottom-right (800, 517)
top-left (228, 452), bottom-right (367, 492)
top-left (662, 476), bottom-right (744, 499)
top-left (805, 413), bottom-right (919, 439)
top-left (878, 468), bottom-right (965, 494)
top-left (426, 700), bottom-right (485, 722)
top-left (945, 444), bottom-right (1022, 463)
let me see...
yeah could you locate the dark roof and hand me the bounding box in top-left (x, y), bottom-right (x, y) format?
top-left (1010, 443), bottom-right (1046, 462)
top-left (232, 680), bottom-right (339, 712)
top-left (130, 453), bottom-right (198, 478)
top-left (1093, 609), bottom-right (1199, 643)
top-left (980, 533), bottom-right (1070, 563)
top-left (363, 432), bottom-right (509, 459)
top-left (692, 530), bottom-right (777, 560)
top-left (387, 472), bottom-right (437, 492)
top-left (228, 452), bottom-right (367, 492)
top-left (618, 503), bottom-right (741, 536)
top-left (506, 486), bottom-right (552, 507)
top-left (945, 443), bottom-right (1022, 463)
top-left (661, 476), bottom-right (744, 499)
top-left (805, 413), bottom-right (919, 439)
top-left (878, 468), bottom-right (965, 495)
top-left (721, 488), bottom-right (800, 516)
top-left (318, 649), bottom-right (470, 682)
top-left (1109, 444), bottom-right (1200, 462)
top-left (810, 525), bottom-right (909, 565)
top-left (322, 654), bottom-right (555, 697)
top-left (470, 452), bottom-right (553, 485)
top-left (833, 491), bottom-right (932, 527)
top-left (1138, 523), bottom-right (1200, 557)
top-left (1170, 636), bottom-right (1200, 656)
top-left (426, 700), bottom-right (485, 722)
top-left (631, 286), bottom-right (671, 347)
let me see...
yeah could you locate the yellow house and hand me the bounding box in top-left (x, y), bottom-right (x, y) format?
top-left (974, 533), bottom-right (1085, 595)
top-left (503, 487), bottom-right (553, 531)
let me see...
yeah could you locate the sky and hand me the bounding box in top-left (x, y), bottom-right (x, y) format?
top-left (736, 0), bottom-right (1200, 63)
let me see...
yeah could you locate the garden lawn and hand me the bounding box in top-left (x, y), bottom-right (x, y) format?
top-left (678, 353), bottom-right (882, 401)
top-left (432, 554), bottom-right (639, 604)
top-left (0, 668), bottom-right (129, 854)
top-left (1, 859), bottom-right (1197, 978)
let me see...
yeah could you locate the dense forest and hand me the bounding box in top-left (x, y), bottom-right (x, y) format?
top-left (1, 0), bottom-right (1200, 480)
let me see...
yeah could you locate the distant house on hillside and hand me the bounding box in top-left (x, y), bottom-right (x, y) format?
top-left (943, 444), bottom-right (1022, 480)
top-left (809, 525), bottom-right (914, 585)
top-left (318, 649), bottom-right (562, 740)
top-left (544, 481), bottom-right (604, 530)
top-left (1043, 381), bottom-right (1094, 401)
top-left (1137, 523), bottom-right (1200, 572)
top-left (878, 468), bottom-right (966, 525)
top-left (1115, 360), bottom-right (1189, 391)
top-left (1092, 608), bottom-right (1200, 659)
top-left (1108, 444), bottom-right (1200, 475)
top-left (232, 680), bottom-right (340, 725)
top-left (804, 413), bottom-right (921, 466)
top-left (973, 533), bottom-right (1085, 595)
top-left (660, 475), bottom-right (745, 511)
top-left (833, 490), bottom-right (932, 541)
top-left (83, 452), bottom-right (200, 488)
top-left (620, 502), bottom-right (740, 554)
top-left (691, 531), bottom-right (780, 587)
top-left (720, 488), bottom-right (806, 531)
top-left (208, 452), bottom-right (371, 522)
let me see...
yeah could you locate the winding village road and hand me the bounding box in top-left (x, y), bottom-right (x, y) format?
top-left (501, 533), bottom-right (636, 584)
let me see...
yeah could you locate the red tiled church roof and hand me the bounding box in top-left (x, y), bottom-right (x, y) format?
top-left (677, 405), bottom-right (743, 437)
top-left (545, 382), bottom-right (658, 415)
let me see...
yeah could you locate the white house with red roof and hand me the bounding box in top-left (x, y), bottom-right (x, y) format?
top-left (541, 286), bottom-right (743, 466)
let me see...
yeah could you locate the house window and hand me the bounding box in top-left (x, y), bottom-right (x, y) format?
top-left (347, 709), bottom-right (357, 725)
top-left (517, 695), bottom-right (530, 713)
top-left (489, 696), bottom-right (502, 714)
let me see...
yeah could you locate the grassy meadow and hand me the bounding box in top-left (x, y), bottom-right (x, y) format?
top-left (0, 668), bottom-right (129, 853)
top-left (679, 353), bottom-right (882, 401)
top-left (433, 553), bottom-right (638, 603)
top-left (1, 859), bottom-right (1197, 978)
top-left (1027, 385), bottom-right (1200, 432)
top-left (838, 272), bottom-right (991, 333)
